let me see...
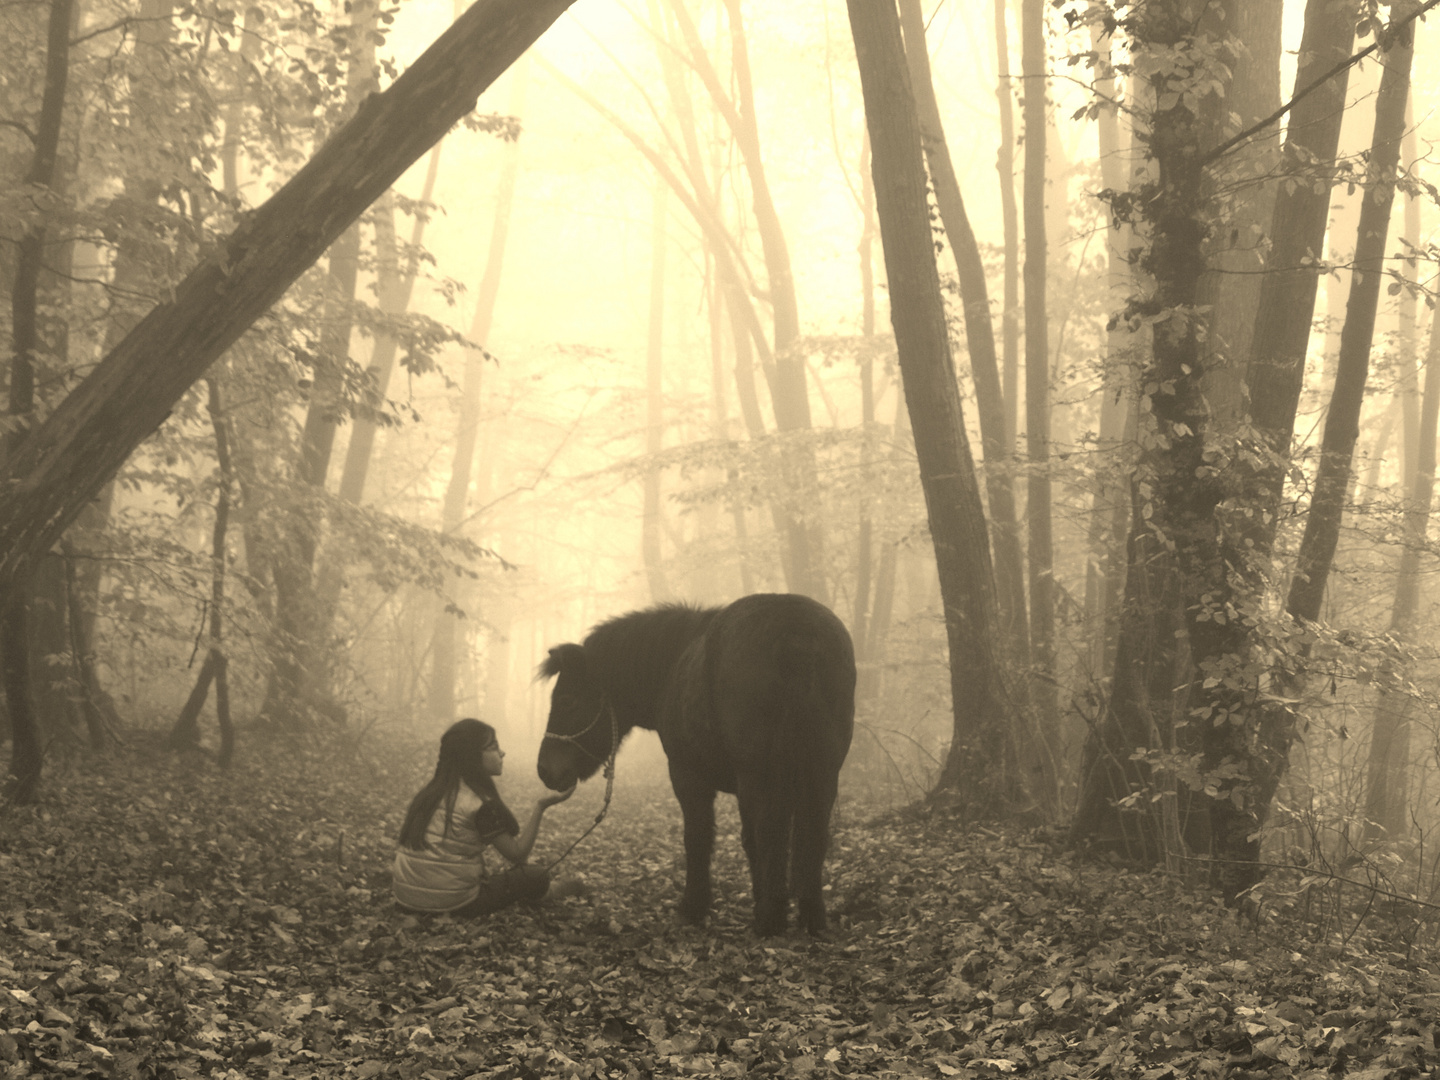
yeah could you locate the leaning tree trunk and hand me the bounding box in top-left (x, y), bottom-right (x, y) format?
top-left (4, 0), bottom-right (74, 804)
top-left (0, 0), bottom-right (577, 612)
top-left (848, 0), bottom-right (1016, 816)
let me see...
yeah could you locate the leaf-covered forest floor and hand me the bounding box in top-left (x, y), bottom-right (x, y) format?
top-left (3, 731), bottom-right (1440, 1080)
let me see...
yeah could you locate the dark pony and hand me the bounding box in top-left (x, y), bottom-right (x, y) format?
top-left (537, 594), bottom-right (854, 936)
top-left (399, 718), bottom-right (517, 850)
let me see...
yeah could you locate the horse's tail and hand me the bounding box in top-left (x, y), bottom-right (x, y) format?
top-left (770, 631), bottom-right (855, 935)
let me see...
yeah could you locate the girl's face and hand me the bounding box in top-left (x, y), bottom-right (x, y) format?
top-left (483, 742), bottom-right (505, 777)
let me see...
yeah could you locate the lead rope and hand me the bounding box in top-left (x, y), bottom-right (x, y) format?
top-left (546, 705), bottom-right (619, 871)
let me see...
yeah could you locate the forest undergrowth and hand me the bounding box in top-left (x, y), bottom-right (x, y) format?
top-left (3, 729), bottom-right (1440, 1080)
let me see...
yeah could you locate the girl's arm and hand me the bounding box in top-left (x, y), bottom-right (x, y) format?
top-left (490, 786), bottom-right (575, 866)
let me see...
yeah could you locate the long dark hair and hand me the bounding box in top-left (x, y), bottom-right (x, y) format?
top-left (398, 718), bottom-right (517, 850)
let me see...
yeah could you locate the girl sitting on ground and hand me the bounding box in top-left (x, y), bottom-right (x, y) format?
top-left (393, 717), bottom-right (577, 916)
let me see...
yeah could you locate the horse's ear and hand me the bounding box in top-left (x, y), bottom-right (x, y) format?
top-left (537, 643), bottom-right (585, 681)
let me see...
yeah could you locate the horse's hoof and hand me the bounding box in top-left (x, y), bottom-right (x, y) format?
top-left (677, 902), bottom-right (710, 926)
top-left (754, 911), bottom-right (788, 937)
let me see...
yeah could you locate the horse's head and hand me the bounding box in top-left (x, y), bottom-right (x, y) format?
top-left (536, 643), bottom-right (614, 790)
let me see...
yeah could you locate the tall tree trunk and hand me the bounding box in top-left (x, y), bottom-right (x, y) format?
top-left (1070, 0), bottom-right (1238, 869)
top-left (642, 175), bottom-right (672, 603)
top-left (1397, 113), bottom-right (1421, 492)
top-left (4, 0), bottom-right (73, 804)
top-left (428, 66), bottom-right (526, 722)
top-left (1232, 0), bottom-right (1358, 839)
top-left (0, 0), bottom-right (577, 618)
top-left (853, 134), bottom-right (877, 662)
top-left (848, 0), bottom-right (1016, 815)
top-left (1020, 0), bottom-right (1056, 763)
top-left (858, 391), bottom-right (907, 704)
top-left (1365, 304), bottom-right (1440, 840)
top-left (1083, 17), bottom-right (1137, 682)
top-left (1245, 0), bottom-right (1358, 561)
top-left (1287, 26), bottom-right (1413, 622)
top-left (994, 0), bottom-right (1020, 451)
top-left (897, 0), bottom-right (1030, 674)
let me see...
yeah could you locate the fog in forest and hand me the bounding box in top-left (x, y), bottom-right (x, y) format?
top-left (8, 0), bottom-right (1440, 888)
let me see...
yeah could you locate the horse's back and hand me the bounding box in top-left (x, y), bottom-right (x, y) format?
top-left (705, 593), bottom-right (855, 769)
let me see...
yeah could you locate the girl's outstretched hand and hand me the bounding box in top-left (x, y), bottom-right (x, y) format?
top-left (538, 784), bottom-right (576, 809)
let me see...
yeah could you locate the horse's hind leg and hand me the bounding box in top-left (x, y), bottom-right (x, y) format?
top-left (670, 768), bottom-right (716, 925)
top-left (792, 770), bottom-right (839, 936)
top-left (738, 774), bottom-right (791, 936)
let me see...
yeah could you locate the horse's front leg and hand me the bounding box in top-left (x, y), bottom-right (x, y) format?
top-left (669, 765), bottom-right (717, 925)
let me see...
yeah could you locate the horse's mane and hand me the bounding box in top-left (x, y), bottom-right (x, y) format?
top-left (583, 602), bottom-right (720, 706)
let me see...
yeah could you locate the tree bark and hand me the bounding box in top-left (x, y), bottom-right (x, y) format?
top-left (1244, 0), bottom-right (1357, 563)
top-left (1287, 24), bottom-right (1413, 622)
top-left (1083, 17), bottom-right (1137, 682)
top-left (1071, 0), bottom-right (1238, 867)
top-left (4, 0), bottom-right (74, 804)
top-left (853, 133), bottom-right (877, 662)
top-left (847, 0), bottom-right (1015, 815)
top-left (1216, 0), bottom-right (1360, 865)
top-left (1019, 0), bottom-right (1057, 796)
top-left (994, 0), bottom-right (1020, 451)
top-left (0, 0), bottom-right (576, 612)
top-left (896, 0), bottom-right (1030, 674)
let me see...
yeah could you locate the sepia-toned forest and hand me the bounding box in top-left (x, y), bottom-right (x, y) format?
top-left (6, 0), bottom-right (1440, 1075)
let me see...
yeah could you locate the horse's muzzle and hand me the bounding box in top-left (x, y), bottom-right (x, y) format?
top-left (536, 752), bottom-right (575, 791)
